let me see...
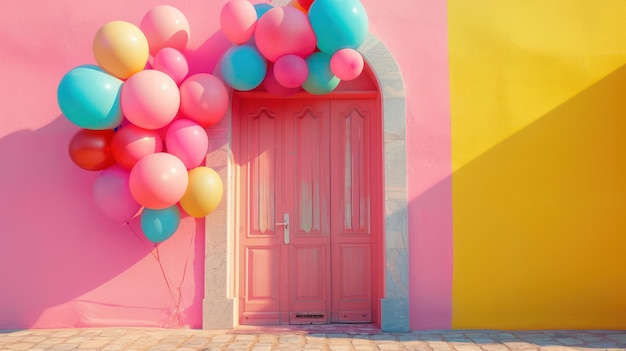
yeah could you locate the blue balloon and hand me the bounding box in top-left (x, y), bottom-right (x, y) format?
top-left (253, 3), bottom-right (273, 19)
top-left (57, 65), bottom-right (124, 130)
top-left (308, 0), bottom-right (369, 54)
top-left (302, 52), bottom-right (340, 95)
top-left (221, 45), bottom-right (267, 91)
top-left (141, 206), bottom-right (181, 243)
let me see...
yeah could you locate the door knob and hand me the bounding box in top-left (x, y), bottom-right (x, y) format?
top-left (275, 213), bottom-right (289, 244)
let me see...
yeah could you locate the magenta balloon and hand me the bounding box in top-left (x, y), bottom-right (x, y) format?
top-left (330, 48), bottom-right (364, 81)
top-left (153, 48), bottom-right (189, 85)
top-left (129, 152), bottom-right (189, 209)
top-left (165, 119), bottom-right (209, 169)
top-left (111, 124), bottom-right (163, 169)
top-left (179, 73), bottom-right (229, 127)
top-left (220, 0), bottom-right (258, 44)
top-left (140, 5), bottom-right (190, 56)
top-left (254, 6), bottom-right (316, 62)
top-left (121, 69), bottom-right (180, 130)
top-left (93, 165), bottom-right (141, 222)
top-left (273, 54), bottom-right (308, 88)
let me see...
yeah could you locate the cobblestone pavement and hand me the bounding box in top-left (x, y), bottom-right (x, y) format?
top-left (1, 327), bottom-right (625, 351)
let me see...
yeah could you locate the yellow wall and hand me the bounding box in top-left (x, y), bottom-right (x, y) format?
top-left (449, 1), bottom-right (626, 328)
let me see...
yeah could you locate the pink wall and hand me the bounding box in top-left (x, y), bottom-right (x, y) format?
top-left (0, 0), bottom-right (451, 329)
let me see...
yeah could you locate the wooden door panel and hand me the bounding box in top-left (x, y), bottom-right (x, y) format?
top-left (239, 100), bottom-right (286, 325)
top-left (331, 100), bottom-right (373, 323)
top-left (285, 101), bottom-right (331, 324)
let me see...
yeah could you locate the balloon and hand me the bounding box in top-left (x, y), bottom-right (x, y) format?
top-left (220, 45), bottom-right (266, 91)
top-left (140, 5), bottom-right (190, 56)
top-left (220, 0), bottom-right (258, 44)
top-left (153, 47), bottom-right (189, 85)
top-left (93, 165), bottom-right (141, 222)
top-left (308, 0), bottom-right (369, 54)
top-left (302, 52), bottom-right (340, 95)
top-left (111, 124), bottom-right (163, 169)
top-left (68, 129), bottom-right (115, 171)
top-left (165, 119), bottom-right (208, 169)
top-left (274, 54), bottom-right (308, 88)
top-left (179, 73), bottom-right (229, 127)
top-left (179, 167), bottom-right (223, 218)
top-left (129, 152), bottom-right (188, 209)
top-left (254, 6), bottom-right (316, 62)
top-left (141, 206), bottom-right (181, 243)
top-left (253, 3), bottom-right (273, 19)
top-left (289, 0), bottom-right (308, 13)
top-left (121, 69), bottom-right (180, 130)
top-left (263, 64), bottom-right (300, 97)
top-left (296, 0), bottom-right (314, 10)
top-left (93, 21), bottom-right (149, 79)
top-left (330, 48), bottom-right (364, 81)
top-left (57, 65), bottom-right (123, 130)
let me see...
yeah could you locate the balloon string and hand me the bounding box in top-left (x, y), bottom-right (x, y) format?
top-left (123, 220), bottom-right (196, 327)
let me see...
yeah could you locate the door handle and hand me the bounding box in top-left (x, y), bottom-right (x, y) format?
top-left (275, 213), bottom-right (289, 244)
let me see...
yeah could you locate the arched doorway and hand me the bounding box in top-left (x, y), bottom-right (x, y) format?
top-left (203, 33), bottom-right (409, 332)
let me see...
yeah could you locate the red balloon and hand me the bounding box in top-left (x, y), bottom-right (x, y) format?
top-left (296, 0), bottom-right (314, 10)
top-left (68, 129), bottom-right (115, 171)
top-left (111, 124), bottom-right (163, 169)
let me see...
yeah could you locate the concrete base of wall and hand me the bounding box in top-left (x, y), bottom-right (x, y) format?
top-left (381, 298), bottom-right (410, 332)
top-left (202, 298), bottom-right (236, 329)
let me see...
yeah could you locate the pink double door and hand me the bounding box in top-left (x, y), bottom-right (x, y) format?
top-left (236, 97), bottom-right (379, 325)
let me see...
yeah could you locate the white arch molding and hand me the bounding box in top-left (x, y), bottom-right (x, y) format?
top-left (202, 24), bottom-right (409, 332)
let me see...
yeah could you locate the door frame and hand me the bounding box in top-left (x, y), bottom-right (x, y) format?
top-left (202, 33), bottom-right (409, 332)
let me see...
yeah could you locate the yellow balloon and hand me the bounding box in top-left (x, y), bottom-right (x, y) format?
top-left (180, 167), bottom-right (223, 218)
top-left (93, 21), bottom-right (149, 79)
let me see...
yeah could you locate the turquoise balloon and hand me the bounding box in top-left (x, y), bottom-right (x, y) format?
top-left (57, 65), bottom-right (124, 130)
top-left (141, 206), bottom-right (181, 243)
top-left (302, 52), bottom-right (340, 95)
top-left (221, 45), bottom-right (267, 91)
top-left (308, 0), bottom-right (369, 54)
top-left (253, 3), bottom-right (273, 19)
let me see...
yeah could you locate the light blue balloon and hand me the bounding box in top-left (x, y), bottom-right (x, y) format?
top-left (308, 0), bottom-right (369, 54)
top-left (302, 52), bottom-right (340, 95)
top-left (141, 206), bottom-right (181, 243)
top-left (221, 45), bottom-right (267, 91)
top-left (253, 3), bottom-right (273, 19)
top-left (57, 65), bottom-right (124, 130)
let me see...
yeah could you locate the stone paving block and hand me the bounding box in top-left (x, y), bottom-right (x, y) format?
top-left (211, 334), bottom-right (235, 342)
top-left (78, 338), bottom-right (113, 349)
top-left (278, 334), bottom-right (305, 344)
top-left (181, 336), bottom-right (211, 348)
top-left (4, 342), bottom-right (37, 350)
top-left (251, 343), bottom-right (274, 351)
top-left (504, 341), bottom-right (538, 349)
top-left (480, 343), bottom-right (509, 351)
top-left (452, 343), bottom-right (483, 351)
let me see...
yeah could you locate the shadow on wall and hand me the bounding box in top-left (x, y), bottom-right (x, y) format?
top-left (0, 115), bottom-right (205, 329)
top-left (449, 64), bottom-right (626, 329)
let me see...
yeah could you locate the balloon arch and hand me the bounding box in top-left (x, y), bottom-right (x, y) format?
top-left (57, 0), bottom-right (369, 243)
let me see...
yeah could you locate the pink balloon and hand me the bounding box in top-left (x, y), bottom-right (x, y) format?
top-left (254, 6), bottom-right (316, 62)
top-left (140, 5), bottom-right (190, 56)
top-left (220, 0), bottom-right (258, 44)
top-left (165, 119), bottom-right (209, 169)
top-left (121, 69), bottom-right (180, 130)
top-left (274, 54), bottom-right (308, 88)
top-left (93, 165), bottom-right (141, 222)
top-left (111, 124), bottom-right (163, 169)
top-left (129, 152), bottom-right (189, 209)
top-left (330, 48), bottom-right (364, 81)
top-left (153, 48), bottom-right (189, 85)
top-left (263, 64), bottom-right (300, 97)
top-left (179, 73), bottom-right (229, 127)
